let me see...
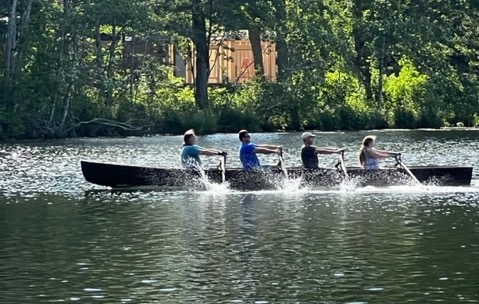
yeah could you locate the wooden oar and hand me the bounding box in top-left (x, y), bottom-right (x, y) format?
top-left (277, 150), bottom-right (288, 178)
top-left (219, 154), bottom-right (226, 183)
top-left (395, 154), bottom-right (422, 187)
top-left (338, 151), bottom-right (348, 177)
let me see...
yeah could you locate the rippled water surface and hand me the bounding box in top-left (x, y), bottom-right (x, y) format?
top-left (1, 130), bottom-right (479, 303)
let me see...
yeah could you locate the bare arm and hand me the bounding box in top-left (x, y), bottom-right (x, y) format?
top-left (254, 147), bottom-right (280, 155)
top-left (257, 144), bottom-right (281, 150)
top-left (315, 147), bottom-right (346, 155)
top-left (375, 148), bottom-right (394, 154)
top-left (198, 148), bottom-right (224, 156)
top-left (367, 148), bottom-right (393, 159)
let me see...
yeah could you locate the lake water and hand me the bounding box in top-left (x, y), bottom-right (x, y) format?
top-left (1, 130), bottom-right (479, 303)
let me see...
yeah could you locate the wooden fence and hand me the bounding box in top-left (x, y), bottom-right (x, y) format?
top-left (120, 38), bottom-right (277, 84)
top-left (176, 40), bottom-right (276, 84)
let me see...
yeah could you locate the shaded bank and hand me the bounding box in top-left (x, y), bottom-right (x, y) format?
top-left (1, 1), bottom-right (478, 140)
top-left (1, 77), bottom-right (478, 140)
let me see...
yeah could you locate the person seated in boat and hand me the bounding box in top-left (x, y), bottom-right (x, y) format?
top-left (181, 129), bottom-right (227, 168)
top-left (301, 132), bottom-right (346, 170)
top-left (238, 129), bottom-right (282, 170)
top-left (359, 135), bottom-right (399, 170)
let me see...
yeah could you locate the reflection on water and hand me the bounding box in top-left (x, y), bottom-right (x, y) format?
top-left (1, 192), bottom-right (479, 303)
top-left (0, 130), bottom-right (479, 303)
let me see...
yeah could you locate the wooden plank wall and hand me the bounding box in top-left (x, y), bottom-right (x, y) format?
top-left (181, 40), bottom-right (276, 84)
top-left (118, 37), bottom-right (276, 84)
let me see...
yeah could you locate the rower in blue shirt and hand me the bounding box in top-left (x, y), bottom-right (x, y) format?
top-left (181, 129), bottom-right (227, 168)
top-left (238, 129), bottom-right (282, 170)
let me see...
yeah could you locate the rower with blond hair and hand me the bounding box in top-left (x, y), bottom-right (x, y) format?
top-left (181, 129), bottom-right (227, 168)
top-left (359, 135), bottom-right (399, 169)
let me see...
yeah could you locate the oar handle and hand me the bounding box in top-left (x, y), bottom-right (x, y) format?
top-left (217, 152), bottom-right (227, 167)
top-left (335, 151), bottom-right (344, 168)
top-left (277, 148), bottom-right (288, 177)
top-left (277, 151), bottom-right (284, 167)
top-left (339, 151), bottom-right (345, 163)
top-left (338, 151), bottom-right (348, 177)
top-left (218, 154), bottom-right (227, 183)
top-left (394, 153), bottom-right (402, 168)
top-left (276, 147), bottom-right (284, 165)
top-left (219, 154), bottom-right (227, 167)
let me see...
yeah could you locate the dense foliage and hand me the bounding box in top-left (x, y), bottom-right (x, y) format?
top-left (1, 0), bottom-right (478, 138)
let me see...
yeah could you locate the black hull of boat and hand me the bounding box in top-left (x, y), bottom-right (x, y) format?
top-left (81, 161), bottom-right (473, 190)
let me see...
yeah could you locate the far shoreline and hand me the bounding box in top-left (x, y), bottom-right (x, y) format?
top-left (1, 127), bottom-right (479, 144)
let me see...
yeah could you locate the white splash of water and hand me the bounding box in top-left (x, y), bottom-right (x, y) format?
top-left (190, 164), bottom-right (479, 195)
top-left (204, 181), bottom-right (231, 193)
top-left (275, 176), bottom-right (305, 193)
top-left (339, 176), bottom-right (361, 192)
top-left (191, 164), bottom-right (231, 194)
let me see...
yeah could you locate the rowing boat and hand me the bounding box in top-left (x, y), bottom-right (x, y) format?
top-left (80, 160), bottom-right (473, 190)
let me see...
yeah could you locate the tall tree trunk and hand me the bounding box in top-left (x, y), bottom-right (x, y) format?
top-left (20, 0), bottom-right (34, 33)
top-left (377, 35), bottom-right (385, 110)
top-left (95, 22), bottom-right (102, 67)
top-left (107, 22), bottom-right (118, 79)
top-left (5, 0), bottom-right (18, 80)
top-left (3, 0), bottom-right (18, 111)
top-left (191, 0), bottom-right (209, 109)
top-left (60, 82), bottom-right (73, 130)
top-left (352, 34), bottom-right (373, 102)
top-left (352, 2), bottom-right (373, 102)
top-left (106, 22), bottom-right (119, 106)
top-left (248, 27), bottom-right (264, 76)
top-left (275, 1), bottom-right (289, 81)
top-left (276, 36), bottom-right (289, 81)
top-left (13, 0), bottom-right (33, 76)
top-left (55, 0), bottom-right (75, 135)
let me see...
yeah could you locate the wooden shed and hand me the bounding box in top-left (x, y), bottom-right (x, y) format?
top-left (174, 39), bottom-right (277, 84)
top-left (118, 35), bottom-right (277, 85)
